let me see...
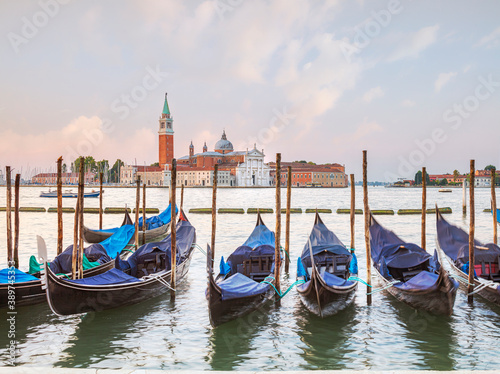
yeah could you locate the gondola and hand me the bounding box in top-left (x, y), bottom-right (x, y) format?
top-left (82, 203), bottom-right (176, 244)
top-left (436, 209), bottom-right (500, 305)
top-left (40, 210), bottom-right (196, 316)
top-left (40, 189), bottom-right (101, 198)
top-left (207, 213), bottom-right (277, 326)
top-left (369, 215), bottom-right (458, 315)
top-left (296, 212), bottom-right (358, 317)
top-left (0, 224), bottom-right (136, 309)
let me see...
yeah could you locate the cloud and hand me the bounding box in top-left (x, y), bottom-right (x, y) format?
top-left (401, 100), bottom-right (416, 107)
top-left (332, 118), bottom-right (383, 151)
top-left (434, 72), bottom-right (457, 92)
top-left (363, 86), bottom-right (384, 102)
top-left (475, 27), bottom-right (500, 49)
top-left (387, 25), bottom-right (439, 62)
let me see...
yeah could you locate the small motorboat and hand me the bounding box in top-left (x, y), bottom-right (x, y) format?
top-left (40, 189), bottom-right (102, 198)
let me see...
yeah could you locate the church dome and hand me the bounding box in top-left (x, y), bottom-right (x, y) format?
top-left (214, 130), bottom-right (233, 152)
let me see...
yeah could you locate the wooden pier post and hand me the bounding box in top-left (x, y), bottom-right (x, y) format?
top-left (180, 183), bottom-right (184, 210)
top-left (421, 167), bottom-right (427, 250)
top-left (57, 157), bottom-right (63, 255)
top-left (211, 165), bottom-right (218, 262)
top-left (134, 176), bottom-right (141, 250)
top-left (462, 179), bottom-right (467, 215)
top-left (142, 183), bottom-right (146, 245)
top-left (285, 166), bottom-right (291, 272)
top-left (13, 174), bottom-right (20, 269)
top-left (170, 159), bottom-right (177, 300)
top-left (274, 153), bottom-right (282, 295)
top-left (6, 166), bottom-right (12, 266)
top-left (350, 174), bottom-right (355, 253)
top-left (78, 161), bottom-right (85, 279)
top-left (72, 158), bottom-right (83, 279)
top-left (492, 168), bottom-right (497, 245)
top-left (99, 172), bottom-right (104, 230)
top-left (468, 160), bottom-right (475, 304)
top-left (363, 150), bottom-right (372, 305)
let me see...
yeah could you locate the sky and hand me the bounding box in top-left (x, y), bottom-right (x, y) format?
top-left (0, 0), bottom-right (499, 182)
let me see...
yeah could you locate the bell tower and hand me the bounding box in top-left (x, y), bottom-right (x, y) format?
top-left (159, 93), bottom-right (174, 168)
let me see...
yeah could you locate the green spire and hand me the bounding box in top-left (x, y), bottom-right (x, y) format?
top-left (162, 93), bottom-right (170, 116)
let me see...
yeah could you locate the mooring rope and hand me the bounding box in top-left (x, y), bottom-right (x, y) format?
top-left (261, 275), bottom-right (305, 299)
top-left (467, 280), bottom-right (496, 296)
top-left (143, 273), bottom-right (176, 291)
top-left (192, 243), bottom-right (214, 261)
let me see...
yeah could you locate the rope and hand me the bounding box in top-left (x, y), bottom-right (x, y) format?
top-left (449, 273), bottom-right (475, 286)
top-left (366, 280), bottom-right (401, 295)
top-left (192, 243), bottom-right (214, 261)
top-left (122, 248), bottom-right (134, 254)
top-left (280, 246), bottom-right (290, 261)
top-left (143, 273), bottom-right (176, 291)
top-left (260, 275), bottom-right (305, 299)
top-left (468, 280), bottom-right (496, 296)
top-left (348, 276), bottom-right (372, 287)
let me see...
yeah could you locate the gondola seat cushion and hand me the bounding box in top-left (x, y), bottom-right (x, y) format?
top-left (68, 268), bottom-right (138, 285)
top-left (322, 271), bottom-right (355, 288)
top-left (218, 272), bottom-right (270, 300)
top-left (393, 271), bottom-right (439, 291)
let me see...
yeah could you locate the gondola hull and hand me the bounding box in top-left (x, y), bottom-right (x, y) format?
top-left (0, 259), bottom-right (119, 309)
top-left (297, 272), bottom-right (357, 317)
top-left (207, 272), bottom-right (274, 327)
top-left (83, 222), bottom-right (170, 244)
top-left (45, 250), bottom-right (193, 316)
top-left (373, 266), bottom-right (457, 315)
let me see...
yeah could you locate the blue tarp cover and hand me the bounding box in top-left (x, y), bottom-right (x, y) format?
top-left (99, 224), bottom-right (135, 259)
top-left (49, 244), bottom-right (112, 274)
top-left (242, 224), bottom-right (275, 249)
top-left (322, 271), bottom-right (355, 288)
top-left (301, 221), bottom-right (349, 260)
top-left (218, 272), bottom-right (270, 300)
top-left (220, 256), bottom-right (231, 275)
top-left (226, 245), bottom-right (275, 275)
top-left (393, 271), bottom-right (438, 291)
top-left (69, 268), bottom-right (138, 285)
top-left (0, 268), bottom-right (38, 284)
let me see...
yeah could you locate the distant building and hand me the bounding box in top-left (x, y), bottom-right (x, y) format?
top-left (31, 172), bottom-right (96, 185)
top-left (474, 170), bottom-right (492, 187)
top-left (429, 174), bottom-right (466, 184)
top-left (269, 162), bottom-right (347, 187)
top-left (120, 165), bottom-right (165, 186)
top-left (0, 170), bottom-right (4, 185)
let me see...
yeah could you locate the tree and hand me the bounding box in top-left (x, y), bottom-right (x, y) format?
top-left (70, 162), bottom-right (74, 173)
top-left (453, 170), bottom-right (460, 183)
top-left (110, 159), bottom-right (124, 183)
top-left (62, 163), bottom-right (67, 173)
top-left (414, 170), bottom-right (422, 185)
top-left (150, 162), bottom-right (159, 167)
top-left (439, 178), bottom-right (448, 186)
top-left (485, 165), bottom-right (496, 171)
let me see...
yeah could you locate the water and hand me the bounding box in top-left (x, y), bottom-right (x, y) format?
top-left (0, 186), bottom-right (499, 370)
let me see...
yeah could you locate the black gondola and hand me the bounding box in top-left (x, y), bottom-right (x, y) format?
top-left (296, 212), bottom-right (358, 317)
top-left (369, 215), bottom-right (458, 315)
top-left (82, 204), bottom-right (175, 244)
top-left (0, 224), bottom-right (136, 309)
top-left (40, 210), bottom-right (195, 316)
top-left (436, 209), bottom-right (500, 305)
top-left (206, 213), bottom-right (277, 327)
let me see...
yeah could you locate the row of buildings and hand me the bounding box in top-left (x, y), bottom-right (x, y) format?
top-left (429, 170), bottom-right (493, 187)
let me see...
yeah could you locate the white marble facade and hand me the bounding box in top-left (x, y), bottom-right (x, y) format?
top-left (236, 148), bottom-right (271, 186)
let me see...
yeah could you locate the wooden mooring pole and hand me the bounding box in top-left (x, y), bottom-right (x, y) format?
top-left (78, 162), bottom-right (85, 279)
top-left (463, 179), bottom-right (467, 215)
top-left (170, 159), bottom-right (177, 300)
top-left (143, 183), bottom-right (146, 245)
top-left (363, 151), bottom-right (372, 305)
top-left (468, 160), bottom-right (475, 304)
top-left (285, 166), bottom-right (291, 272)
top-left (211, 165), bottom-right (218, 262)
top-left (492, 168), bottom-right (497, 245)
top-left (99, 172), bottom-right (104, 230)
top-left (274, 153), bottom-right (282, 295)
top-left (422, 167), bottom-right (427, 250)
top-left (134, 176), bottom-right (141, 250)
top-left (13, 174), bottom-right (20, 269)
top-left (350, 174), bottom-right (355, 253)
top-left (72, 157), bottom-right (83, 279)
top-left (57, 157), bottom-right (63, 255)
top-left (6, 166), bottom-right (12, 266)
top-left (180, 183), bottom-right (184, 210)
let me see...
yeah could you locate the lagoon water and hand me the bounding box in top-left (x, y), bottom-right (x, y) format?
top-left (0, 186), bottom-right (499, 370)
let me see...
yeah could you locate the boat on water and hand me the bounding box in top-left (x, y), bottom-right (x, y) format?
top-left (0, 224), bottom-right (136, 309)
top-left (439, 189), bottom-right (453, 193)
top-left (206, 213), bottom-right (278, 326)
top-left (436, 209), bottom-right (500, 305)
top-left (40, 210), bottom-right (196, 316)
top-left (40, 189), bottom-right (101, 198)
top-left (369, 215), bottom-right (458, 315)
top-left (296, 212), bottom-right (358, 317)
top-left (82, 203), bottom-right (176, 244)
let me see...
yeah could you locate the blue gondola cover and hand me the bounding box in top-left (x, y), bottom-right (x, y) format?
top-left (393, 271), bottom-right (438, 291)
top-left (0, 268), bottom-right (38, 284)
top-left (219, 256), bottom-right (231, 275)
top-left (69, 268), bottom-right (138, 285)
top-left (218, 273), bottom-right (270, 300)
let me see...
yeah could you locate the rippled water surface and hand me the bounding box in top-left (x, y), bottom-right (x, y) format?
top-left (0, 186), bottom-right (499, 370)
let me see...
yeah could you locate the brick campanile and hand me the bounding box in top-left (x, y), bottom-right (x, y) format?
top-left (159, 93), bottom-right (174, 168)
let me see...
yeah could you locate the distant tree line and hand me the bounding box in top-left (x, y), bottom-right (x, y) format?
top-left (70, 156), bottom-right (124, 183)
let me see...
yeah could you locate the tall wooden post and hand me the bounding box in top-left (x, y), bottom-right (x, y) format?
top-left (211, 165), bottom-right (218, 262)
top-left (99, 172), bottom-right (104, 230)
top-left (350, 174), bottom-right (355, 253)
top-left (363, 150), bottom-right (372, 305)
top-left (285, 166), bottom-right (291, 272)
top-left (13, 174), bottom-right (20, 269)
top-left (180, 183), bottom-right (185, 210)
top-left (143, 183), bottom-right (146, 245)
top-left (492, 168), bottom-right (497, 245)
top-left (78, 161), bottom-right (85, 279)
top-left (134, 176), bottom-right (141, 249)
top-left (6, 166), bottom-right (12, 265)
top-left (468, 160), bottom-right (475, 304)
top-left (72, 157), bottom-right (83, 279)
top-left (57, 157), bottom-right (63, 255)
top-left (274, 153), bottom-right (282, 294)
top-left (170, 159), bottom-right (177, 300)
top-left (421, 167), bottom-right (427, 250)
top-left (462, 179), bottom-right (467, 215)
